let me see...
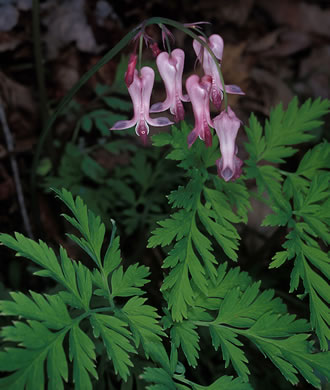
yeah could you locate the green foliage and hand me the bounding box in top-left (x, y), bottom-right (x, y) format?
top-left (0, 189), bottom-right (164, 389)
top-left (44, 141), bottom-right (180, 235)
top-left (245, 97), bottom-right (330, 350)
top-left (146, 99), bottom-right (329, 389)
top-left (142, 368), bottom-right (253, 390)
top-left (192, 375), bottom-right (253, 390)
top-left (149, 123), bottom-right (250, 321)
top-left (2, 95), bottom-right (330, 389)
top-left (245, 97), bottom-right (330, 165)
top-left (245, 97), bottom-right (330, 207)
top-left (161, 262), bottom-right (329, 388)
top-left (107, 148), bottom-right (182, 235)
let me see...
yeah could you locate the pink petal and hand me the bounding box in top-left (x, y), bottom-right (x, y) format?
top-left (216, 155), bottom-right (243, 182)
top-left (172, 98), bottom-right (184, 122)
top-left (214, 107), bottom-right (242, 181)
top-left (150, 102), bottom-right (170, 113)
top-left (203, 125), bottom-right (212, 147)
top-left (208, 34), bottom-right (224, 61)
top-left (150, 42), bottom-right (161, 57)
top-left (140, 66), bottom-right (156, 121)
top-left (147, 116), bottom-right (174, 127)
top-left (136, 120), bottom-right (149, 145)
top-left (192, 36), bottom-right (206, 65)
top-left (125, 54), bottom-right (138, 88)
top-left (186, 74), bottom-right (213, 147)
top-left (171, 49), bottom-right (188, 102)
top-left (225, 84), bottom-right (245, 95)
top-left (153, 49), bottom-right (188, 120)
top-left (187, 128), bottom-right (198, 148)
top-left (156, 52), bottom-right (176, 105)
top-left (110, 118), bottom-right (137, 130)
top-left (127, 69), bottom-right (143, 121)
top-left (211, 77), bottom-right (223, 110)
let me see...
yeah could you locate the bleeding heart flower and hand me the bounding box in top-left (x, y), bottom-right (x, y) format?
top-left (213, 106), bottom-right (243, 181)
top-left (110, 67), bottom-right (173, 144)
top-left (150, 49), bottom-right (189, 122)
top-left (193, 34), bottom-right (244, 109)
top-left (185, 74), bottom-right (214, 148)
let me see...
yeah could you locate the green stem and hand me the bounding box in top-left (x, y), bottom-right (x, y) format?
top-left (279, 169), bottom-right (291, 177)
top-left (138, 34), bottom-right (144, 72)
top-left (70, 306), bottom-right (115, 327)
top-left (173, 374), bottom-right (194, 387)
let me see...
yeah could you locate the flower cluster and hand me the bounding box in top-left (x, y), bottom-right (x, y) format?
top-left (111, 28), bottom-right (244, 182)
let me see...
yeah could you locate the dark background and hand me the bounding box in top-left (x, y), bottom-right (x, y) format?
top-left (0, 0), bottom-right (329, 388)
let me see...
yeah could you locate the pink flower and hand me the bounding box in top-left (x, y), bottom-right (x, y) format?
top-left (185, 74), bottom-right (214, 148)
top-left (150, 49), bottom-right (189, 122)
top-left (110, 67), bottom-right (173, 144)
top-left (193, 34), bottom-right (244, 109)
top-left (125, 54), bottom-right (137, 88)
top-left (213, 106), bottom-right (243, 181)
top-left (150, 42), bottom-right (161, 57)
top-left (216, 153), bottom-right (243, 182)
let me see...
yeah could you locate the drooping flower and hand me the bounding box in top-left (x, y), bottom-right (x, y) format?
top-left (185, 74), bottom-right (214, 148)
top-left (150, 49), bottom-right (189, 122)
top-left (193, 34), bottom-right (244, 109)
top-left (213, 106), bottom-right (243, 181)
top-left (110, 66), bottom-right (173, 144)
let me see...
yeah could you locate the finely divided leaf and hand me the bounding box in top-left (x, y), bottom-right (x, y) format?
top-left (0, 322), bottom-right (68, 390)
top-left (0, 291), bottom-right (71, 330)
top-left (111, 264), bottom-right (150, 298)
top-left (90, 313), bottom-right (136, 381)
top-left (69, 324), bottom-right (98, 390)
top-left (120, 296), bottom-right (165, 352)
top-left (193, 375), bottom-right (253, 390)
top-left (170, 320), bottom-right (200, 367)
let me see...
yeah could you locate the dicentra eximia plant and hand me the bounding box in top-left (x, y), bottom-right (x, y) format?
top-left (0, 17), bottom-right (329, 390)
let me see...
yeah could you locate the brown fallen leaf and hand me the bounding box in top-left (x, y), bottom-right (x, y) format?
top-left (248, 28), bottom-right (312, 56)
top-left (257, 0), bottom-right (330, 38)
top-left (53, 47), bottom-right (81, 94)
top-left (191, 0), bottom-right (255, 26)
top-left (222, 42), bottom-right (250, 107)
top-left (263, 30), bottom-right (311, 57)
top-left (0, 71), bottom-right (36, 115)
top-left (247, 29), bottom-right (285, 53)
top-left (0, 71), bottom-right (37, 137)
top-left (87, 56), bottom-right (117, 90)
top-left (295, 45), bottom-right (330, 99)
top-left (42, 0), bottom-right (104, 59)
top-left (248, 68), bottom-right (294, 114)
top-left (0, 31), bottom-right (23, 52)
